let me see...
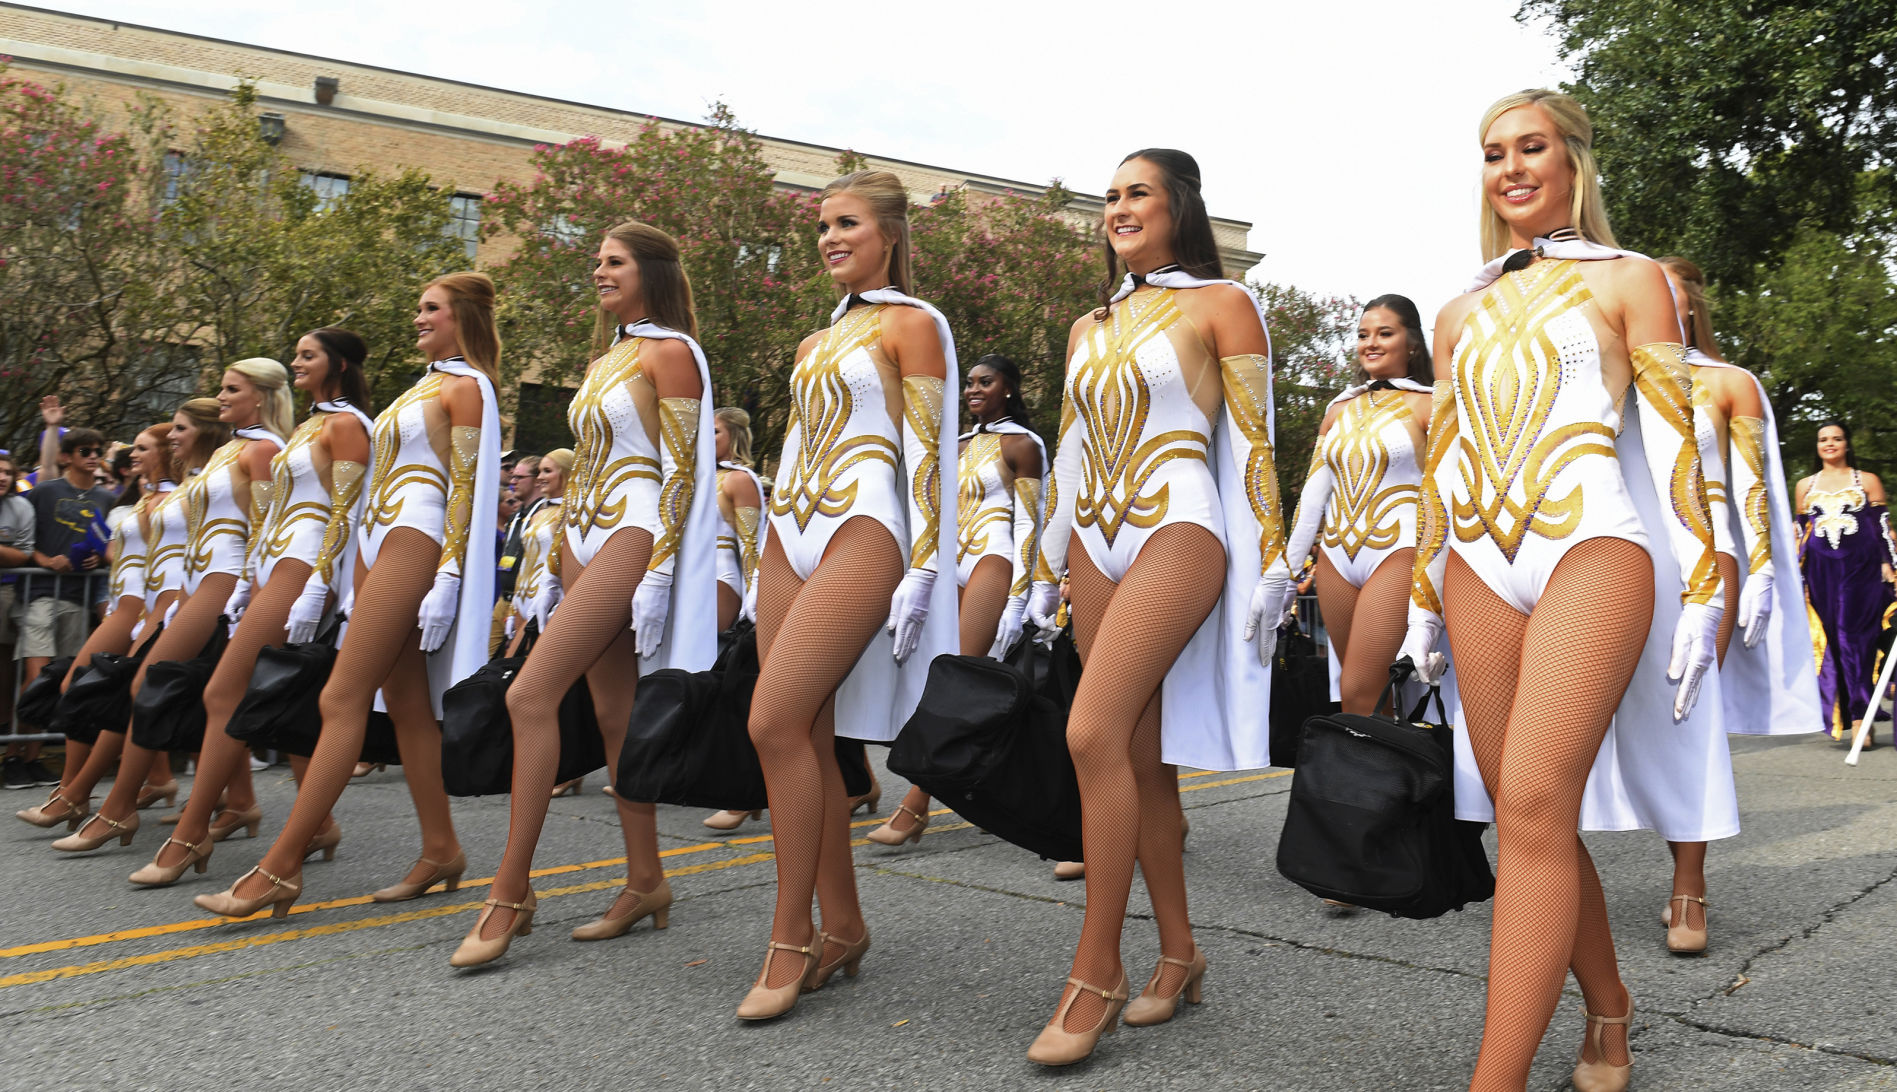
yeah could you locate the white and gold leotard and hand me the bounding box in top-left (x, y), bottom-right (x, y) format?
top-left (1284, 386), bottom-right (1427, 589)
top-left (255, 414), bottom-right (333, 586)
top-left (182, 436), bottom-right (264, 593)
top-left (106, 488), bottom-right (164, 605)
top-left (769, 302), bottom-right (910, 580)
top-left (362, 372), bottom-right (450, 565)
top-left (564, 332), bottom-right (666, 568)
top-left (511, 499), bottom-right (564, 619)
top-left (953, 421), bottom-right (1044, 593)
top-left (715, 462), bottom-right (764, 600)
top-left (143, 482), bottom-right (190, 608)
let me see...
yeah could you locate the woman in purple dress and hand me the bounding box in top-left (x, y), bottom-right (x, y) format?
top-left (1795, 421), bottom-right (1897, 741)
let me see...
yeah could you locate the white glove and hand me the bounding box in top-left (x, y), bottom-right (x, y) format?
top-left (285, 581), bottom-right (327, 644)
top-left (1737, 564), bottom-right (1775, 650)
top-left (162, 598), bottom-right (180, 630)
top-left (741, 576), bottom-right (758, 625)
top-left (1668, 600), bottom-right (1722, 720)
top-left (989, 595), bottom-right (1028, 659)
top-left (885, 568), bottom-right (935, 665)
top-left (1242, 574), bottom-right (1292, 668)
top-left (130, 616), bottom-right (147, 642)
top-left (1026, 580), bottom-right (1062, 646)
top-left (631, 571), bottom-right (672, 659)
top-left (504, 613), bottom-right (517, 642)
top-left (417, 571), bottom-right (460, 653)
top-left (535, 583), bottom-right (563, 632)
top-left (1396, 616), bottom-right (1447, 685)
top-left (224, 579), bottom-right (252, 623)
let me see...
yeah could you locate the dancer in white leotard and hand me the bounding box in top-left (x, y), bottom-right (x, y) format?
top-left (868, 353), bottom-right (1044, 849)
top-left (134, 330), bottom-right (376, 888)
top-left (1398, 90), bottom-right (1725, 1092)
top-left (1276, 296), bottom-right (1433, 721)
top-left (54, 367), bottom-right (287, 858)
top-left (15, 423), bottom-right (179, 831)
top-left (198, 273), bottom-right (501, 920)
top-left (701, 408), bottom-right (770, 834)
top-left (506, 447), bottom-right (571, 650)
top-left (1022, 149), bottom-right (1286, 1065)
top-left (739, 170), bottom-right (959, 1022)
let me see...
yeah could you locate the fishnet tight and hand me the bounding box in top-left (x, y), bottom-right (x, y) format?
top-left (234, 528), bottom-right (459, 900)
top-left (49, 597), bottom-right (145, 794)
top-left (1315, 549), bottom-right (1416, 716)
top-left (1666, 553), bottom-right (1740, 932)
top-left (160, 561), bottom-right (332, 869)
top-left (889, 555), bottom-right (1014, 831)
top-left (1446, 540), bottom-right (1651, 1089)
top-left (749, 517), bottom-right (902, 989)
top-left (1054, 524), bottom-right (1224, 1033)
top-left (66, 574), bottom-right (236, 827)
top-left (483, 530), bottom-right (656, 940)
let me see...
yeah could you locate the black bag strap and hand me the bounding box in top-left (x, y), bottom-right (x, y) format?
top-left (1386, 659), bottom-right (1448, 728)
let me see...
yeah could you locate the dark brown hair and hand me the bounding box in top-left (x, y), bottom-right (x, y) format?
top-left (1099, 149), bottom-right (1224, 313)
top-left (590, 221), bottom-right (700, 355)
top-left (307, 327), bottom-right (373, 411)
top-left (1356, 294), bottom-right (1434, 385)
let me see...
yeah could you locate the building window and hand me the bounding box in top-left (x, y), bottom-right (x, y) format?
top-left (300, 171), bottom-right (351, 211)
top-left (737, 242), bottom-right (783, 274)
top-left (447, 193), bottom-right (482, 259)
top-left (162, 152), bottom-right (192, 204)
top-left (540, 215), bottom-right (586, 248)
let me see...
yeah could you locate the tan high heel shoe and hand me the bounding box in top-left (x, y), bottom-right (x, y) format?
top-left (128, 836), bottom-right (214, 887)
top-left (866, 805), bottom-right (927, 847)
top-left (1026, 973), bottom-right (1130, 1066)
top-left (51, 810), bottom-right (139, 852)
top-left (193, 866), bottom-right (301, 919)
top-left (1122, 947), bottom-right (1206, 1026)
top-left (802, 930), bottom-right (870, 992)
top-left (570, 878), bottom-right (672, 941)
top-left (1572, 1002), bottom-right (1634, 1092)
top-left (736, 940), bottom-right (818, 1021)
top-left (135, 781), bottom-right (179, 810)
top-left (303, 820), bottom-right (342, 863)
top-left (702, 808), bottom-right (762, 831)
top-left (352, 761), bottom-right (386, 777)
top-left (449, 889), bottom-right (537, 968)
top-left (549, 777), bottom-right (583, 798)
top-left (207, 805), bottom-right (263, 842)
top-left (371, 851), bottom-right (467, 902)
top-left (17, 789), bottom-right (89, 830)
top-left (1666, 894), bottom-right (1708, 955)
top-left (1052, 860), bottom-right (1085, 881)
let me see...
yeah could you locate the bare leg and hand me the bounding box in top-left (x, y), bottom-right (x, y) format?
top-left (482, 530), bottom-right (656, 938)
top-left (229, 528), bottom-right (456, 900)
top-left (47, 598), bottom-right (142, 794)
top-left (1055, 524), bottom-right (1224, 1032)
top-left (1448, 541), bottom-right (1652, 1090)
top-left (747, 518), bottom-right (902, 989)
top-left (717, 583), bottom-right (740, 633)
top-left (1332, 550), bottom-right (1415, 717)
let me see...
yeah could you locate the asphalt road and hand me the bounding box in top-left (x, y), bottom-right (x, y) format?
top-left (2, 731), bottom-right (1893, 1091)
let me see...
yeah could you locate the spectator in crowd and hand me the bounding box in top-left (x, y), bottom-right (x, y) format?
top-left (0, 454), bottom-right (35, 744)
top-left (5, 426), bottom-right (115, 788)
top-left (498, 454), bottom-right (546, 606)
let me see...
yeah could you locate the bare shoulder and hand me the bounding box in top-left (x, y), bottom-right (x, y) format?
top-left (1434, 290), bottom-right (1481, 344)
top-left (722, 467), bottom-right (761, 507)
top-left (1317, 401), bottom-right (1345, 436)
top-left (641, 336), bottom-right (696, 369)
top-left (1592, 253), bottom-right (1671, 306)
top-left (1000, 431), bottom-right (1043, 476)
top-left (794, 329), bottom-right (826, 364)
top-left (1861, 471), bottom-right (1886, 503)
top-left (880, 304), bottom-right (936, 340)
top-left (322, 409), bottom-right (370, 442)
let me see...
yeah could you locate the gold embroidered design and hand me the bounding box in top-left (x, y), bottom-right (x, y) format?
top-left (649, 395), bottom-right (700, 572)
top-left (1451, 261), bottom-right (1618, 561)
top-left (313, 459), bottom-right (365, 586)
top-left (1070, 290), bottom-right (1207, 547)
top-left (144, 491), bottom-right (186, 595)
top-left (1412, 379), bottom-right (1458, 616)
top-left (184, 441), bottom-right (248, 577)
top-left (1729, 416), bottom-right (1773, 574)
top-left (567, 338), bottom-right (662, 533)
top-left (1220, 353), bottom-right (1287, 569)
top-left (956, 433), bottom-right (1009, 563)
top-left (1632, 341), bottom-right (1720, 604)
top-left (516, 503), bottom-right (562, 603)
top-left (1011, 476), bottom-right (1042, 596)
top-left (438, 424), bottom-right (481, 576)
top-left (732, 506), bottom-right (761, 586)
top-left (1805, 484), bottom-right (1867, 550)
top-left (366, 374), bottom-right (449, 530)
top-left (902, 374), bottom-right (945, 570)
top-left (257, 415), bottom-right (328, 566)
top-left (771, 305), bottom-right (898, 530)
top-left (1318, 390), bottom-right (1419, 561)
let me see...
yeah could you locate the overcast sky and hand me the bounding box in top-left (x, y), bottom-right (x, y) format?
top-left (40, 0), bottom-right (1572, 332)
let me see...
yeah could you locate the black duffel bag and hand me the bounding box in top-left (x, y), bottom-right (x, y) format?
top-left (616, 622), bottom-right (871, 810)
top-left (129, 621), bottom-right (229, 752)
top-left (15, 656), bottom-right (74, 729)
top-left (889, 633), bottom-right (1084, 862)
top-left (53, 646), bottom-right (148, 745)
top-left (227, 616), bottom-right (342, 756)
top-left (440, 625), bottom-right (606, 797)
top-left (1275, 662), bottom-right (1494, 919)
top-left (1269, 620), bottom-right (1335, 769)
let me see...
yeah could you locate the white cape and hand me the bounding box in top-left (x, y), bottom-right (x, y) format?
top-left (826, 289), bottom-right (960, 744)
top-left (412, 359), bottom-right (501, 718)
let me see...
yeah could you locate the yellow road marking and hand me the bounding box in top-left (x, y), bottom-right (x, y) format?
top-left (2, 769), bottom-right (1284, 985)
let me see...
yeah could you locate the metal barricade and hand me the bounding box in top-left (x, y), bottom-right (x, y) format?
top-left (5, 567), bottom-right (114, 744)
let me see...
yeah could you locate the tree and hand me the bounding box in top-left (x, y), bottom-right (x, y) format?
top-left (1258, 283), bottom-right (1360, 517)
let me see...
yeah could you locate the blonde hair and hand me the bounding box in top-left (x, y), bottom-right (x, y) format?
top-left (589, 221), bottom-right (700, 357)
top-left (226, 357), bottom-right (296, 440)
top-left (820, 170), bottom-right (913, 298)
top-left (1477, 89), bottom-right (1619, 261)
top-left (424, 271), bottom-right (502, 385)
top-left (176, 397), bottom-right (230, 471)
top-left (1657, 256), bottom-right (1720, 357)
top-left (715, 406), bottom-right (753, 467)
top-left (539, 447), bottom-right (575, 492)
